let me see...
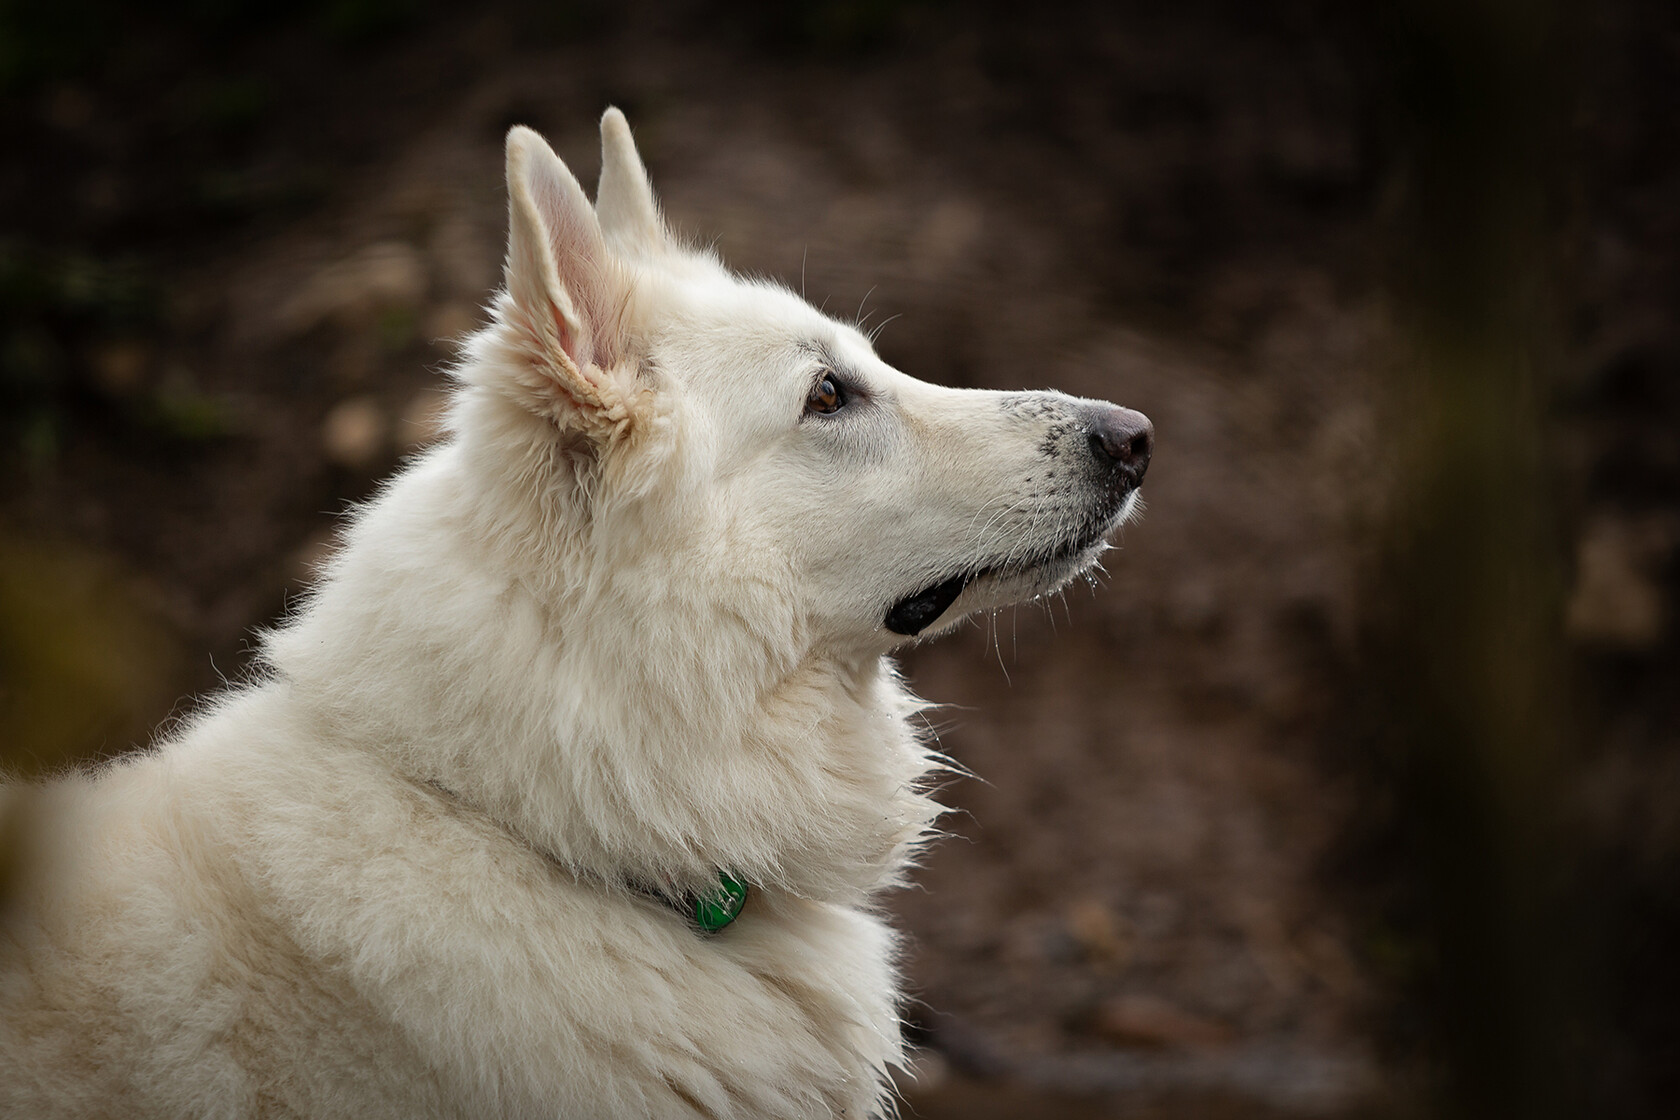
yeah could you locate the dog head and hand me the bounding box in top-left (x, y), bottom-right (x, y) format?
top-left (457, 111), bottom-right (1152, 661)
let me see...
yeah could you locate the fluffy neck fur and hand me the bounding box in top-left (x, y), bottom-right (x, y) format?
top-left (261, 316), bottom-right (944, 908)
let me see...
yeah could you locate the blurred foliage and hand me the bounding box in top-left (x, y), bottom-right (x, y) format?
top-left (0, 242), bottom-right (160, 474)
top-left (0, 241), bottom-right (233, 474)
top-left (0, 243), bottom-right (154, 331)
top-left (173, 73), bottom-right (274, 135)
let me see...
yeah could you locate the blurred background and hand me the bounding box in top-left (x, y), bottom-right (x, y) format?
top-left (1, 1), bottom-right (1676, 1116)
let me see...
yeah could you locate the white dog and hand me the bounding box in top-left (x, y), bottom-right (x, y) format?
top-left (0, 110), bottom-right (1151, 1118)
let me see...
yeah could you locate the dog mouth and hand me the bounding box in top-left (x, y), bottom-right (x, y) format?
top-left (884, 572), bottom-right (974, 636)
top-left (883, 499), bottom-right (1131, 636)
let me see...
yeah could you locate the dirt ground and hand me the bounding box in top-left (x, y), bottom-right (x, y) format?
top-left (3, 3), bottom-right (1676, 1117)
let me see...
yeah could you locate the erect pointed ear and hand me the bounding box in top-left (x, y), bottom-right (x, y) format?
top-left (501, 125), bottom-right (633, 436)
top-left (595, 108), bottom-right (666, 256)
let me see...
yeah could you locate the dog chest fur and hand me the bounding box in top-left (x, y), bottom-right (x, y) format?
top-left (4, 685), bottom-right (906, 1118)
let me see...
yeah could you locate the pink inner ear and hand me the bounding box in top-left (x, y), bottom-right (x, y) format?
top-left (522, 156), bottom-right (599, 368)
top-left (508, 131), bottom-right (632, 381)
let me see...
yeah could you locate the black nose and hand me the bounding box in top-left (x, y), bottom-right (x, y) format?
top-left (1087, 405), bottom-right (1153, 487)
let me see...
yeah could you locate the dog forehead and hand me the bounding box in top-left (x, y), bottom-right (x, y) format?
top-left (654, 279), bottom-right (869, 401)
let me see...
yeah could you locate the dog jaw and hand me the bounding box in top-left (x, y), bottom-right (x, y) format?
top-left (884, 486), bottom-right (1144, 638)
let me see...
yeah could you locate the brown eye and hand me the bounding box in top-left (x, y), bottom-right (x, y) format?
top-left (805, 372), bottom-right (845, 415)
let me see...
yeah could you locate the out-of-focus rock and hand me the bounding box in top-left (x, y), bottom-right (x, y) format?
top-left (322, 396), bottom-right (389, 469)
top-left (1064, 898), bottom-right (1134, 971)
top-left (1565, 511), bottom-right (1676, 650)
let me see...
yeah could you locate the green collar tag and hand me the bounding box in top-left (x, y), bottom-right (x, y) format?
top-left (691, 872), bottom-right (749, 932)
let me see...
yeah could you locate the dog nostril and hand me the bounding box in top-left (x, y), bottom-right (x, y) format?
top-left (1089, 407), bottom-right (1154, 476)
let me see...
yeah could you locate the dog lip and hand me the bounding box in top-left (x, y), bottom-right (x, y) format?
top-left (884, 572), bottom-right (975, 635)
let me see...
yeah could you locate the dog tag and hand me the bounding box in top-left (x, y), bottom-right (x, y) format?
top-left (692, 873), bottom-right (749, 932)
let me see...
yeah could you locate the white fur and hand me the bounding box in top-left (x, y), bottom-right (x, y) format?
top-left (1, 110), bottom-right (1147, 1118)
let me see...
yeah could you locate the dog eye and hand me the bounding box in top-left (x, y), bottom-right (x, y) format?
top-left (805, 372), bottom-right (846, 416)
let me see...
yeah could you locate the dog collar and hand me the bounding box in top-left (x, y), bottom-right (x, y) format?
top-left (687, 872), bottom-right (749, 932)
top-left (422, 779), bottom-right (748, 934)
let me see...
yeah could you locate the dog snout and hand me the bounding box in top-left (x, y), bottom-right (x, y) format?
top-left (1086, 405), bottom-right (1153, 487)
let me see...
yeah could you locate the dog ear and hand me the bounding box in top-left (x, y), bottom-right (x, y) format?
top-left (595, 108), bottom-right (666, 256)
top-left (501, 125), bottom-right (634, 436)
